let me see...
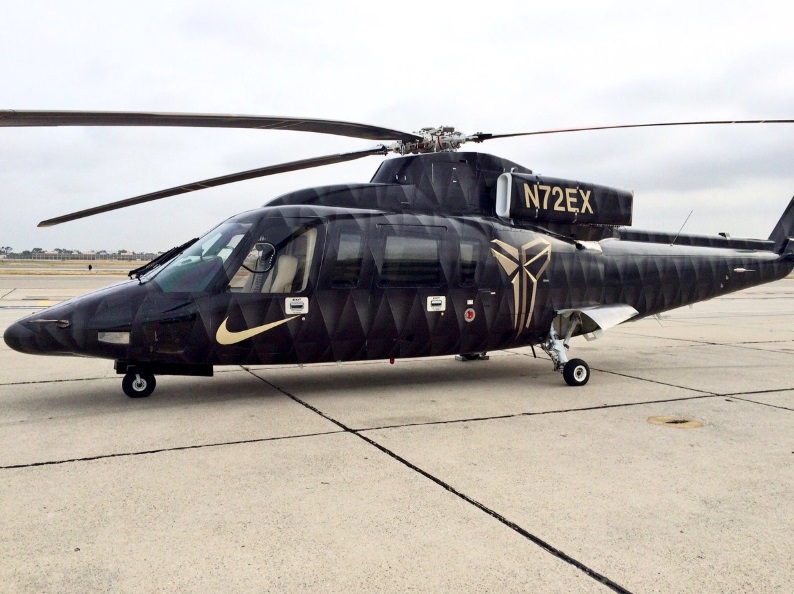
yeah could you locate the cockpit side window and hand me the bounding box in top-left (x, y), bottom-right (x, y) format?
top-left (228, 219), bottom-right (320, 294)
top-left (228, 242), bottom-right (276, 292)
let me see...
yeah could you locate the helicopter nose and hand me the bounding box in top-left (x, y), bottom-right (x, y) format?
top-left (3, 317), bottom-right (72, 355)
top-left (4, 320), bottom-right (35, 354)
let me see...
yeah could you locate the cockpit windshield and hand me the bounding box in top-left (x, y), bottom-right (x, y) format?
top-left (153, 221), bottom-right (253, 293)
top-left (150, 214), bottom-right (322, 294)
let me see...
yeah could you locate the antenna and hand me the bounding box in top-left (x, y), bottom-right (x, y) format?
top-left (671, 210), bottom-right (694, 246)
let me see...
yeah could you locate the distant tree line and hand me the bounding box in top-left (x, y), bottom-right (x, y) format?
top-left (0, 246), bottom-right (160, 260)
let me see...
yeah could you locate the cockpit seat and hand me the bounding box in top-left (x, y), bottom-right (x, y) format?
top-left (262, 254), bottom-right (298, 293)
top-left (242, 255), bottom-right (265, 292)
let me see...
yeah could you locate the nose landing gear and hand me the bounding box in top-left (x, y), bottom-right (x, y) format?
top-left (114, 361), bottom-right (213, 398)
top-left (122, 370), bottom-right (156, 398)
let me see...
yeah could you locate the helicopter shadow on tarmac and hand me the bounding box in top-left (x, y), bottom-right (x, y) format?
top-left (0, 352), bottom-right (588, 443)
top-left (244, 352), bottom-right (557, 396)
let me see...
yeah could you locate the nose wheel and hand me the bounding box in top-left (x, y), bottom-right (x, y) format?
top-left (122, 370), bottom-right (156, 398)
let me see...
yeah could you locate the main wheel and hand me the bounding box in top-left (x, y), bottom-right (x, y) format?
top-left (563, 359), bottom-right (590, 386)
top-left (458, 352), bottom-right (487, 361)
top-left (122, 371), bottom-right (156, 398)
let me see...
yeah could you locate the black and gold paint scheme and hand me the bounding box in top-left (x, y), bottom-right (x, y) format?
top-left (6, 152), bottom-right (794, 383)
top-left (490, 238), bottom-right (551, 337)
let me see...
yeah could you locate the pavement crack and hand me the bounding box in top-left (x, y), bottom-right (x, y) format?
top-left (723, 344), bottom-right (794, 356)
top-left (250, 369), bottom-right (633, 594)
top-left (593, 368), bottom-right (716, 393)
top-left (0, 377), bottom-right (112, 387)
top-left (0, 430), bottom-right (341, 470)
top-left (733, 340), bottom-right (794, 345)
top-left (609, 331), bottom-right (723, 346)
top-left (609, 331), bottom-right (794, 355)
top-left (512, 351), bottom-right (716, 394)
top-left (725, 396), bottom-right (794, 412)
top-left (358, 393), bottom-right (720, 432)
top-left (721, 386), bottom-right (794, 397)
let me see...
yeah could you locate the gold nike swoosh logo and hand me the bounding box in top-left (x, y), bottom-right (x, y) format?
top-left (216, 315), bottom-right (299, 346)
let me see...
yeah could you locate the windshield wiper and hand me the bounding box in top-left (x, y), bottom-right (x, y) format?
top-left (128, 237), bottom-right (199, 281)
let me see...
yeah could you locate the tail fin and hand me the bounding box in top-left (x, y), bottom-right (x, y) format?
top-left (769, 195), bottom-right (794, 254)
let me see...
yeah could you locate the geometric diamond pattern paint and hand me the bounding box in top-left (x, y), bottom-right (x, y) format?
top-left (5, 151), bottom-right (794, 387)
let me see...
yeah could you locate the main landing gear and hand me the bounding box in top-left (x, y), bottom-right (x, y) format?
top-left (541, 319), bottom-right (591, 387)
top-left (562, 358), bottom-right (590, 387)
top-left (455, 352), bottom-right (489, 361)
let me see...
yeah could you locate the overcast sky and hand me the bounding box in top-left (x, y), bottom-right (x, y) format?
top-left (1, 0), bottom-right (793, 252)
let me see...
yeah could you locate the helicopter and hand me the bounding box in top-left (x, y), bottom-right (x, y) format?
top-left (2, 111), bottom-right (793, 397)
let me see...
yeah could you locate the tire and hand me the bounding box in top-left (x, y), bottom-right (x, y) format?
top-left (122, 371), bottom-right (156, 398)
top-left (460, 352), bottom-right (488, 361)
top-left (563, 359), bottom-right (590, 386)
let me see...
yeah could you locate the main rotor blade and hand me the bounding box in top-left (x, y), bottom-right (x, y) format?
top-left (0, 110), bottom-right (421, 143)
top-left (470, 119), bottom-right (794, 142)
top-left (37, 145), bottom-right (389, 227)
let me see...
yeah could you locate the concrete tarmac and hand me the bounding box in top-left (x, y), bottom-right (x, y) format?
top-left (1, 275), bottom-right (792, 593)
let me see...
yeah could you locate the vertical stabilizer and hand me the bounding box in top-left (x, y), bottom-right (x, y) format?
top-left (769, 196), bottom-right (794, 253)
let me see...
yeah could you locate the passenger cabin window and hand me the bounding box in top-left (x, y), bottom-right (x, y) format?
top-left (380, 234), bottom-right (441, 286)
top-left (459, 240), bottom-right (479, 286)
top-left (229, 223), bottom-right (318, 294)
top-left (331, 232), bottom-right (364, 288)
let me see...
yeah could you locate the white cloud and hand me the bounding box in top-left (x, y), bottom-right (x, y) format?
top-left (1, 0), bottom-right (793, 251)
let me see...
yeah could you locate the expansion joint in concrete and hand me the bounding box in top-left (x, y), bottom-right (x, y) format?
top-left (252, 370), bottom-right (634, 594)
top-left (0, 430), bottom-right (341, 470)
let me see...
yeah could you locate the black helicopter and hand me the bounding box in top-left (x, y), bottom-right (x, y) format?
top-left (2, 111), bottom-right (793, 397)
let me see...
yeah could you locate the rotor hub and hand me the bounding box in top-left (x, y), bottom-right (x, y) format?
top-left (391, 126), bottom-right (471, 154)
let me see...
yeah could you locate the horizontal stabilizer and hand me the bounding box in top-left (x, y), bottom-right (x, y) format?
top-left (557, 304), bottom-right (639, 335)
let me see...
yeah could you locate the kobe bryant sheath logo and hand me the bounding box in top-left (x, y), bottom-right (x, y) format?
top-left (490, 238), bottom-right (551, 336)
